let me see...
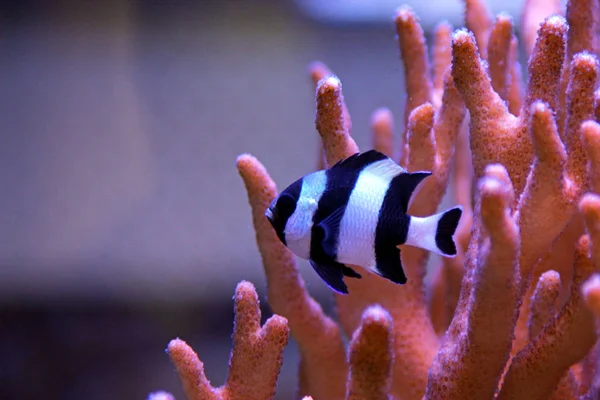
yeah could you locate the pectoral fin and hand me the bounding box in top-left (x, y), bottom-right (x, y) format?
top-left (315, 206), bottom-right (345, 259)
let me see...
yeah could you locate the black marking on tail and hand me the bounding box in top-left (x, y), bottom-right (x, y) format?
top-left (435, 207), bottom-right (463, 256)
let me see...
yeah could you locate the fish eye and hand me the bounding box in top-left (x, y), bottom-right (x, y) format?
top-left (276, 193), bottom-right (296, 214)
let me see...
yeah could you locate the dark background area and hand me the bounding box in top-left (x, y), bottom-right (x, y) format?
top-left (0, 0), bottom-right (519, 398)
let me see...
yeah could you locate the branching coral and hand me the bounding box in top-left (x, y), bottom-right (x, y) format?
top-left (166, 281), bottom-right (289, 399)
top-left (153, 0), bottom-right (600, 399)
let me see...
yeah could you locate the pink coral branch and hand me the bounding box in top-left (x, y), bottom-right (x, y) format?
top-left (313, 70), bottom-right (445, 400)
top-left (226, 282), bottom-right (290, 399)
top-left (487, 14), bottom-right (514, 101)
top-left (565, 0), bottom-right (598, 63)
top-left (528, 270), bottom-right (562, 339)
top-left (450, 30), bottom-right (520, 189)
top-left (521, 0), bottom-right (563, 57)
top-left (407, 103), bottom-right (435, 175)
top-left (563, 53), bottom-right (599, 189)
top-left (335, 270), bottom-right (438, 400)
top-left (428, 264), bottom-right (450, 336)
top-left (430, 121), bottom-right (471, 336)
top-left (581, 273), bottom-right (600, 399)
top-left (315, 77), bottom-right (359, 167)
top-left (583, 120), bottom-right (600, 193)
top-left (402, 76), bottom-right (465, 280)
top-left (403, 98), bottom-right (463, 280)
top-left (527, 272), bottom-right (581, 400)
top-left (463, 0), bottom-right (523, 112)
top-left (310, 61), bottom-right (352, 171)
top-left (463, 0), bottom-right (493, 59)
top-left (395, 6), bottom-right (432, 128)
top-left (558, 0), bottom-right (599, 133)
top-left (430, 70), bottom-right (466, 193)
top-left (155, 2), bottom-right (600, 399)
top-left (237, 155), bottom-right (348, 399)
top-left (167, 281), bottom-right (289, 400)
top-left (584, 274), bottom-right (600, 319)
top-left (514, 101), bottom-right (567, 279)
top-left (594, 90), bottom-right (600, 122)
top-left (548, 374), bottom-right (580, 400)
top-left (310, 61), bottom-right (352, 137)
top-left (498, 235), bottom-right (596, 400)
top-left (452, 16), bottom-right (567, 198)
top-left (451, 123), bottom-right (474, 253)
top-left (519, 18), bottom-right (566, 125)
top-left (431, 22), bottom-right (452, 108)
top-left (167, 340), bottom-right (224, 399)
top-left (507, 36), bottom-right (524, 115)
top-left (582, 193), bottom-right (600, 271)
top-left (514, 95), bottom-right (598, 349)
top-left (346, 306), bottom-right (394, 400)
top-left (525, 270), bottom-right (581, 400)
top-left (371, 107), bottom-right (395, 159)
top-left (426, 165), bottom-right (521, 400)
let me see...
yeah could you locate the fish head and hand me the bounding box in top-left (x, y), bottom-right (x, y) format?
top-left (265, 177), bottom-right (303, 246)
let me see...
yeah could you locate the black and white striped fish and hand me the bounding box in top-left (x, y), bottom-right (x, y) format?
top-left (265, 149), bottom-right (462, 294)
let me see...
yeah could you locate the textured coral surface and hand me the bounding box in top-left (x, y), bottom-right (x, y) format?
top-left (155, 0), bottom-right (600, 399)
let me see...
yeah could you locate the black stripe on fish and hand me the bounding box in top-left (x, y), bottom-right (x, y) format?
top-left (391, 172), bottom-right (432, 213)
top-left (269, 177), bottom-right (303, 246)
top-left (310, 150), bottom-right (387, 262)
top-left (308, 150), bottom-right (387, 293)
top-left (373, 171), bottom-right (431, 284)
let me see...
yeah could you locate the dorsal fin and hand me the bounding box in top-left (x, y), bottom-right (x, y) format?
top-left (386, 171), bottom-right (432, 213)
top-left (331, 149), bottom-right (388, 170)
top-left (363, 157), bottom-right (408, 180)
top-left (331, 150), bottom-right (406, 180)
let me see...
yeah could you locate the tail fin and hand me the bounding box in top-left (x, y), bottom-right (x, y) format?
top-left (434, 206), bottom-right (463, 256)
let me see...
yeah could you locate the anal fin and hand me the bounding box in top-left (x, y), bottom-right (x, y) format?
top-left (374, 247), bottom-right (407, 285)
top-left (309, 259), bottom-right (349, 294)
top-left (342, 265), bottom-right (362, 279)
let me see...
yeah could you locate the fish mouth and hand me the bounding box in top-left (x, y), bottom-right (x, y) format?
top-left (265, 207), bottom-right (274, 222)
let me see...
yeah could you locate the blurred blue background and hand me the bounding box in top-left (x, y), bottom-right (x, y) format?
top-left (0, 0), bottom-right (528, 398)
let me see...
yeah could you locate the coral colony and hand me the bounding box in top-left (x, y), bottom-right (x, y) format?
top-left (151, 0), bottom-right (600, 399)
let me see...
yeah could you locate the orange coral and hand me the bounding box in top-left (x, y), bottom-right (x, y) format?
top-left (345, 306), bottom-right (393, 400)
top-left (237, 153), bottom-right (348, 399)
top-left (166, 281), bottom-right (289, 400)
top-left (153, 0), bottom-right (600, 399)
top-left (498, 236), bottom-right (596, 400)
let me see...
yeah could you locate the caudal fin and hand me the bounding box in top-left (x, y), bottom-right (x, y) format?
top-left (434, 206), bottom-right (463, 256)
